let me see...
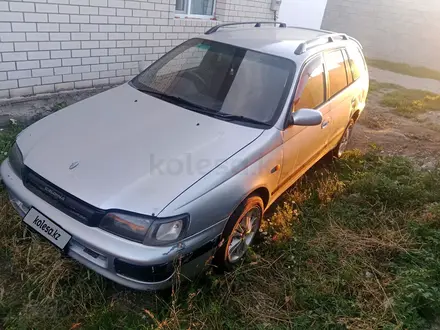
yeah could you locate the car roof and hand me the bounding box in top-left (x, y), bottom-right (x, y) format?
top-left (200, 26), bottom-right (359, 62)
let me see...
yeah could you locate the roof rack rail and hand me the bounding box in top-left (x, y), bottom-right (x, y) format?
top-left (294, 33), bottom-right (349, 55)
top-left (205, 21), bottom-right (287, 35)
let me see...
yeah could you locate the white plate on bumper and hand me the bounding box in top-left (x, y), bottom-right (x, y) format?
top-left (23, 208), bottom-right (71, 249)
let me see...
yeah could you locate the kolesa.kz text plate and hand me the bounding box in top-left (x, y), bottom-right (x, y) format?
top-left (23, 208), bottom-right (71, 249)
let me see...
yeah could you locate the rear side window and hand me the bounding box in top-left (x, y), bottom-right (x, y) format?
top-left (342, 49), bottom-right (353, 85)
top-left (293, 56), bottom-right (325, 111)
top-left (325, 50), bottom-right (348, 98)
top-left (346, 46), bottom-right (366, 81)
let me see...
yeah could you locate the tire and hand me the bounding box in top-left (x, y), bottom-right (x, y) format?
top-left (213, 195), bottom-right (264, 271)
top-left (331, 118), bottom-right (355, 158)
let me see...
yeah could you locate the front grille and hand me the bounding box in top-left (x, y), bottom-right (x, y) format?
top-left (23, 168), bottom-right (105, 226)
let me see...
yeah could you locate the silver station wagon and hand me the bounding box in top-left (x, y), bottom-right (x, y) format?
top-left (1, 22), bottom-right (369, 290)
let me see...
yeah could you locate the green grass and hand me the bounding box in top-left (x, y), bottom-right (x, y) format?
top-left (368, 79), bottom-right (403, 93)
top-left (367, 58), bottom-right (440, 82)
top-left (381, 88), bottom-right (440, 118)
top-left (0, 124), bottom-right (22, 161)
top-left (1, 127), bottom-right (440, 329)
top-left (51, 101), bottom-right (68, 111)
top-left (368, 79), bottom-right (440, 118)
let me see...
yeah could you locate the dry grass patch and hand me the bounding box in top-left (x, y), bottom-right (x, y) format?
top-left (1, 121), bottom-right (440, 330)
top-left (381, 89), bottom-right (440, 118)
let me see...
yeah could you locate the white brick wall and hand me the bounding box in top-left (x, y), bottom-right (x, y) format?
top-left (322, 0), bottom-right (440, 71)
top-left (0, 0), bottom-right (274, 99)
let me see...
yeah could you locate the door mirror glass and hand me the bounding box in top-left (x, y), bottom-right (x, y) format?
top-left (290, 109), bottom-right (322, 126)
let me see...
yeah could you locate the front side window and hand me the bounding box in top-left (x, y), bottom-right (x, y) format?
top-left (176, 0), bottom-right (215, 16)
top-left (131, 38), bottom-right (295, 126)
top-left (293, 56), bottom-right (325, 111)
top-left (325, 50), bottom-right (349, 98)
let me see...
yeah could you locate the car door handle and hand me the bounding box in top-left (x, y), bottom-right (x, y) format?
top-left (321, 120), bottom-right (329, 129)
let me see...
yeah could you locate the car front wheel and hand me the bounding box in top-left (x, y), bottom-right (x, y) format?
top-left (213, 195), bottom-right (263, 270)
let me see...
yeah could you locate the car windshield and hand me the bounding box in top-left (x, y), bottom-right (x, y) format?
top-left (131, 38), bottom-right (296, 126)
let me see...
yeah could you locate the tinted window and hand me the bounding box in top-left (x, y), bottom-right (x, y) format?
top-left (293, 56), bottom-right (325, 111)
top-left (132, 38), bottom-right (295, 126)
top-left (326, 50), bottom-right (348, 98)
top-left (346, 46), bottom-right (366, 81)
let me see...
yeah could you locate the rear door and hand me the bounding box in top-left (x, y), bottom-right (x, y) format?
top-left (279, 53), bottom-right (331, 187)
top-left (345, 45), bottom-right (369, 112)
top-left (324, 49), bottom-right (352, 148)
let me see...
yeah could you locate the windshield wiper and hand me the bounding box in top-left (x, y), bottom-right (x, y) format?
top-left (136, 87), bottom-right (216, 114)
top-left (137, 86), bottom-right (270, 127)
top-left (212, 113), bottom-right (271, 127)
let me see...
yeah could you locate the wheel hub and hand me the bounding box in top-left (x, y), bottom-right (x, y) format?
top-left (338, 124), bottom-right (353, 157)
top-left (227, 207), bottom-right (261, 263)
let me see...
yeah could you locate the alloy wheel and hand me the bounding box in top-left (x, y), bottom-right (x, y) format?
top-left (337, 123), bottom-right (354, 157)
top-left (227, 206), bottom-right (261, 263)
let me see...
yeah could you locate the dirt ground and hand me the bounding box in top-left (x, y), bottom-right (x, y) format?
top-left (0, 86), bottom-right (112, 127)
top-left (351, 89), bottom-right (440, 168)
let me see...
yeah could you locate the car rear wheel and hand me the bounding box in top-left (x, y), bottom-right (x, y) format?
top-left (213, 195), bottom-right (263, 271)
top-left (332, 118), bottom-right (355, 158)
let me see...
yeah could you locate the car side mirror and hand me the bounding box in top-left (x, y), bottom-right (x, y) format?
top-left (289, 109), bottom-right (323, 126)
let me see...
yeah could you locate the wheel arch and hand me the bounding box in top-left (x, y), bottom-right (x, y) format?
top-left (351, 109), bottom-right (361, 123)
top-left (228, 185), bottom-right (272, 220)
top-left (250, 186), bottom-right (270, 210)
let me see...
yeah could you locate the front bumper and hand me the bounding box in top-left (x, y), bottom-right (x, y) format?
top-left (1, 159), bottom-right (223, 290)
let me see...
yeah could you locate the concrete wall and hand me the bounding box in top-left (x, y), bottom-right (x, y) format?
top-left (322, 0), bottom-right (440, 71)
top-left (0, 0), bottom-right (273, 99)
top-left (279, 0), bottom-right (327, 29)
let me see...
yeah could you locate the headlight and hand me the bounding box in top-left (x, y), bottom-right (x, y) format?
top-left (9, 142), bottom-right (24, 178)
top-left (153, 218), bottom-right (187, 242)
top-left (99, 212), bottom-right (153, 242)
top-left (99, 212), bottom-right (189, 245)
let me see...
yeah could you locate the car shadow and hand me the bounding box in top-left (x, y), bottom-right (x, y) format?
top-left (264, 153), bottom-right (336, 219)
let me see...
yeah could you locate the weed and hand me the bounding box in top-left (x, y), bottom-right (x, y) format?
top-left (369, 78), bottom-right (440, 118)
top-left (369, 79), bottom-right (403, 93)
top-left (392, 223), bottom-right (440, 329)
top-left (51, 101), bottom-right (68, 111)
top-left (0, 145), bottom-right (440, 329)
top-left (0, 123), bottom-right (22, 162)
top-left (367, 58), bottom-right (440, 82)
top-left (381, 88), bottom-right (440, 118)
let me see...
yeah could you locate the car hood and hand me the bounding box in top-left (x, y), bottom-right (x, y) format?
top-left (18, 84), bottom-right (264, 216)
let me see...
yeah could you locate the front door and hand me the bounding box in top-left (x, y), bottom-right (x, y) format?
top-left (324, 49), bottom-right (352, 148)
top-left (279, 53), bottom-right (331, 188)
